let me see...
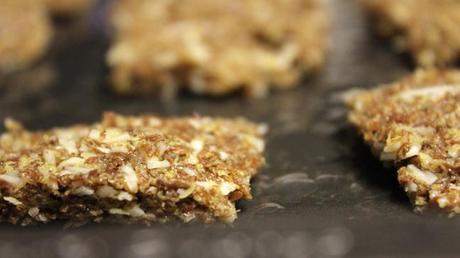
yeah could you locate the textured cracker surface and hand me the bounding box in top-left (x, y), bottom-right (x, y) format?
top-left (0, 112), bottom-right (266, 225)
top-left (107, 0), bottom-right (329, 97)
top-left (362, 0), bottom-right (460, 66)
top-left (348, 69), bottom-right (460, 215)
top-left (0, 0), bottom-right (52, 73)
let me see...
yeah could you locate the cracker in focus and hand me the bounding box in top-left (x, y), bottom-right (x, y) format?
top-left (347, 69), bottom-right (460, 215)
top-left (362, 0), bottom-right (460, 67)
top-left (107, 0), bottom-right (329, 97)
top-left (0, 0), bottom-right (52, 74)
top-left (0, 112), bottom-right (266, 225)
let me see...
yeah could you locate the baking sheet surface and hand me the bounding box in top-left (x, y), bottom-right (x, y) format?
top-left (0, 1), bottom-right (457, 257)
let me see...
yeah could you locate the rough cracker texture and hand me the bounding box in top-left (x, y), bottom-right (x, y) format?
top-left (347, 69), bottom-right (460, 215)
top-left (0, 0), bottom-right (52, 74)
top-left (107, 0), bottom-right (329, 97)
top-left (0, 113), bottom-right (266, 225)
top-left (362, 0), bottom-right (460, 67)
top-left (44, 0), bottom-right (94, 16)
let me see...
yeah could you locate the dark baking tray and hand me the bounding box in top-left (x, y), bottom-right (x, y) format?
top-left (0, 1), bottom-right (458, 257)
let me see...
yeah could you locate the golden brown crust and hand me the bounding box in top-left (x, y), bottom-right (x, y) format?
top-left (347, 69), bottom-right (460, 215)
top-left (0, 0), bottom-right (52, 73)
top-left (362, 0), bottom-right (460, 67)
top-left (0, 112), bottom-right (266, 225)
top-left (107, 0), bottom-right (329, 97)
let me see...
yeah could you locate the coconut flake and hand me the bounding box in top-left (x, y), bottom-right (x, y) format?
top-left (406, 182), bottom-right (418, 193)
top-left (404, 144), bottom-right (421, 159)
top-left (109, 208), bottom-right (129, 216)
top-left (71, 186), bottom-right (94, 196)
top-left (81, 152), bottom-right (97, 160)
top-left (219, 182), bottom-right (238, 195)
top-left (187, 154), bottom-right (199, 164)
top-left (37, 214), bottom-right (48, 222)
top-left (277, 43), bottom-right (299, 69)
top-left (177, 185), bottom-right (196, 199)
top-left (157, 142), bottom-right (168, 156)
top-left (448, 144), bottom-right (460, 158)
top-left (60, 167), bottom-right (93, 176)
top-left (148, 118), bottom-right (161, 126)
top-left (103, 130), bottom-right (131, 143)
top-left (245, 135), bottom-right (265, 152)
top-left (96, 185), bottom-right (134, 201)
top-left (127, 204), bottom-right (145, 217)
top-left (182, 167), bottom-right (196, 176)
top-left (4, 196), bottom-right (23, 206)
top-left (109, 205), bottom-right (145, 217)
top-left (181, 213), bottom-right (196, 223)
top-left (399, 85), bottom-right (460, 101)
top-left (147, 159), bottom-right (171, 169)
top-left (111, 145), bottom-right (129, 153)
top-left (28, 207), bottom-right (40, 217)
top-left (190, 139), bottom-right (204, 152)
top-left (187, 139), bottom-right (204, 164)
top-left (0, 173), bottom-right (24, 187)
top-left (96, 185), bottom-right (118, 198)
top-left (58, 138), bottom-right (78, 154)
top-left (89, 129), bottom-right (101, 140)
top-left (406, 165), bottom-right (438, 186)
top-left (196, 181), bottom-right (216, 190)
top-left (120, 164), bottom-right (138, 193)
top-left (58, 157), bottom-right (85, 168)
top-left (218, 151), bottom-right (229, 160)
top-left (96, 147), bottom-right (111, 154)
top-left (437, 197), bottom-right (449, 208)
top-left (43, 150), bottom-right (56, 165)
top-left (117, 191), bottom-right (134, 201)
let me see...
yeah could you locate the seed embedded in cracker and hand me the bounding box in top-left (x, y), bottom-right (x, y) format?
top-left (0, 112), bottom-right (266, 225)
top-left (347, 69), bottom-right (460, 215)
top-left (361, 0), bottom-right (460, 66)
top-left (107, 0), bottom-right (329, 97)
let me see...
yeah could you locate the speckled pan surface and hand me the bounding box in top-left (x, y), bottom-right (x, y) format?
top-left (0, 0), bottom-right (459, 257)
